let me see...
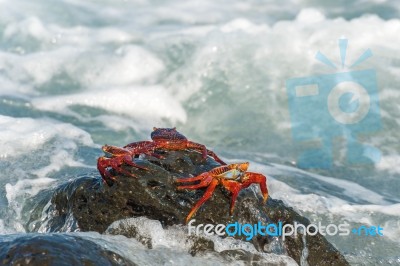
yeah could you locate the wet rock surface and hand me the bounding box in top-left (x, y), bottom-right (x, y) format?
top-left (26, 150), bottom-right (349, 265)
top-left (103, 217), bottom-right (296, 265)
top-left (0, 233), bottom-right (135, 266)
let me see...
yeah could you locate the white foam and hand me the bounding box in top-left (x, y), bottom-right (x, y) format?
top-left (0, 16), bottom-right (160, 99)
top-left (4, 177), bottom-right (55, 233)
top-left (225, 158), bottom-right (368, 215)
top-left (5, 177), bottom-right (55, 205)
top-left (3, 16), bottom-right (136, 48)
top-left (31, 149), bottom-right (89, 178)
top-left (0, 115), bottom-right (93, 158)
top-left (0, 0), bottom-right (400, 262)
top-left (4, 17), bottom-right (50, 43)
top-left (0, 45), bottom-right (163, 96)
top-left (375, 154), bottom-right (400, 174)
top-left (0, 219), bottom-right (16, 234)
top-left (0, 115), bottom-right (94, 233)
top-left (229, 158), bottom-right (400, 245)
top-left (0, 46), bottom-right (80, 95)
top-left (296, 8), bottom-right (326, 24)
top-left (331, 203), bottom-right (400, 217)
top-left (78, 231), bottom-right (232, 266)
top-left (76, 45), bottom-right (165, 88)
top-left (106, 217), bottom-right (189, 250)
top-left (274, 163), bottom-right (389, 205)
top-left (105, 217), bottom-right (297, 265)
top-left (330, 203), bottom-right (400, 242)
top-left (157, 15), bottom-right (400, 177)
top-left (31, 86), bottom-right (187, 127)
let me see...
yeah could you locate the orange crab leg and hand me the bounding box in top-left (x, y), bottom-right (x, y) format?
top-left (242, 172), bottom-right (269, 203)
top-left (176, 174), bottom-right (214, 189)
top-left (175, 173), bottom-right (210, 183)
top-left (176, 162), bottom-right (245, 186)
top-left (184, 178), bottom-right (219, 224)
top-left (220, 179), bottom-right (242, 215)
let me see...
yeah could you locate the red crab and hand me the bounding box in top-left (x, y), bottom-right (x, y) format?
top-left (176, 162), bottom-right (268, 223)
top-left (97, 127), bottom-right (226, 184)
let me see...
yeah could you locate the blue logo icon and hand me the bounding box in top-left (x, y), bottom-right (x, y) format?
top-left (286, 38), bottom-right (381, 169)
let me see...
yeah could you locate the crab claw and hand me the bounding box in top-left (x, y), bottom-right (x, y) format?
top-left (97, 157), bottom-right (116, 185)
top-left (243, 172), bottom-right (269, 203)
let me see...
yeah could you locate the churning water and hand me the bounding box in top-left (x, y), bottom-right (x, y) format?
top-left (0, 0), bottom-right (399, 265)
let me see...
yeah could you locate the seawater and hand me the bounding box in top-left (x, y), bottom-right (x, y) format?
top-left (0, 0), bottom-right (399, 265)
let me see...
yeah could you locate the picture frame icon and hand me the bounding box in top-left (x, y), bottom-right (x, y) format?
top-left (286, 39), bottom-right (381, 169)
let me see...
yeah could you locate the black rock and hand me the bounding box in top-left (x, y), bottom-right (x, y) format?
top-left (0, 233), bottom-right (135, 266)
top-left (26, 149), bottom-right (349, 265)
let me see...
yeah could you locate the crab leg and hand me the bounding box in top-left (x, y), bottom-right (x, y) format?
top-left (124, 141), bottom-right (166, 160)
top-left (242, 172), bottom-right (269, 203)
top-left (186, 141), bottom-right (207, 159)
top-left (220, 179), bottom-right (243, 215)
top-left (176, 174), bottom-right (214, 189)
top-left (97, 157), bottom-right (109, 179)
top-left (175, 173), bottom-right (210, 183)
top-left (184, 178), bottom-right (219, 223)
top-left (101, 145), bottom-right (148, 170)
top-left (97, 157), bottom-right (136, 185)
top-left (149, 153), bottom-right (165, 159)
top-left (107, 156), bottom-right (140, 178)
top-left (124, 140), bottom-right (155, 150)
top-left (97, 154), bottom-right (148, 184)
top-left (187, 141), bottom-right (226, 165)
top-left (177, 162), bottom-right (246, 185)
top-left (97, 157), bottom-right (116, 185)
top-left (120, 155), bottom-right (148, 170)
top-left (206, 150), bottom-right (226, 165)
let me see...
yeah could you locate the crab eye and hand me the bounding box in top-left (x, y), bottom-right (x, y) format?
top-left (172, 127), bottom-right (176, 130)
top-left (153, 127), bottom-right (158, 131)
